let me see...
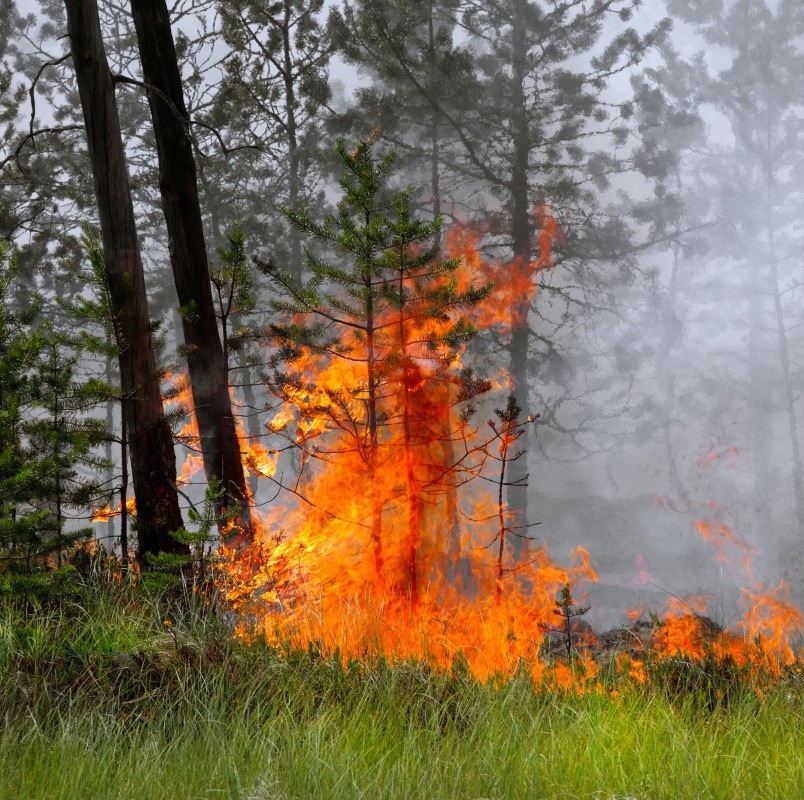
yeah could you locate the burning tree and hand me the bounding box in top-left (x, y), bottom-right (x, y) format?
top-left (217, 139), bottom-right (599, 681)
top-left (260, 138), bottom-right (490, 599)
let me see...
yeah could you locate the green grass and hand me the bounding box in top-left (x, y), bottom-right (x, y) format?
top-left (1, 576), bottom-right (802, 800)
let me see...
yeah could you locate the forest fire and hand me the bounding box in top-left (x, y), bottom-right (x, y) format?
top-left (206, 195), bottom-right (804, 687)
top-left (212, 200), bottom-right (607, 683)
top-left (147, 166), bottom-right (799, 688)
top-left (648, 517), bottom-right (803, 673)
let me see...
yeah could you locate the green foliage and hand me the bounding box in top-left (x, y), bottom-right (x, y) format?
top-left (145, 478), bottom-right (236, 591)
top-left (0, 237), bottom-right (112, 596)
top-left (23, 324), bottom-right (110, 554)
top-left (211, 221), bottom-right (257, 360)
top-left (0, 575), bottom-right (802, 800)
top-left (330, 0), bottom-right (474, 216)
top-left (206, 0), bottom-right (334, 276)
top-left (261, 138), bottom-right (490, 459)
top-left (62, 225), bottom-right (135, 569)
top-left (0, 239), bottom-right (51, 576)
top-left (62, 225), bottom-right (127, 364)
top-left (540, 582), bottom-right (591, 661)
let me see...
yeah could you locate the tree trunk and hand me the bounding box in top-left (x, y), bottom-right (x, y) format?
top-left (64, 0), bottom-right (186, 563)
top-left (507, 1), bottom-right (531, 562)
top-left (129, 0), bottom-right (252, 543)
top-left (365, 264), bottom-right (384, 582)
top-left (280, 0), bottom-right (303, 280)
top-left (765, 184), bottom-right (804, 577)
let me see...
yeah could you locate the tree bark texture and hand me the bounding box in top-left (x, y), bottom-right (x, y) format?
top-left (507, 0), bottom-right (532, 561)
top-left (64, 0), bottom-right (186, 563)
top-left (129, 0), bottom-right (252, 542)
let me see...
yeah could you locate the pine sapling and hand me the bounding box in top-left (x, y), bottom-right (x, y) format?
top-left (540, 583), bottom-right (591, 661)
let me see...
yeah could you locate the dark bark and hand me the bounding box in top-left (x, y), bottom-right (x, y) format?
top-left (280, 0), bottom-right (303, 279)
top-left (64, 0), bottom-right (186, 563)
top-left (119, 396), bottom-right (129, 571)
top-left (129, 0), bottom-right (252, 543)
top-left (507, 2), bottom-right (532, 561)
top-left (364, 255), bottom-right (384, 580)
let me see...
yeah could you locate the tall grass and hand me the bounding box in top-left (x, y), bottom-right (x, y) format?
top-left (1, 575), bottom-right (802, 800)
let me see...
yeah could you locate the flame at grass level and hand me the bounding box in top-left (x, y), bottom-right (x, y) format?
top-left (208, 213), bottom-right (801, 687)
top-left (653, 584), bottom-right (803, 673)
top-left (650, 518), bottom-right (803, 673)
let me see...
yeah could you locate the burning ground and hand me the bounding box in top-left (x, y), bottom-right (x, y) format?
top-left (156, 168), bottom-right (803, 689)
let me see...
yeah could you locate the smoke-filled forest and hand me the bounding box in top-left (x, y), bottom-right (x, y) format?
top-left (1, 1), bottom-right (803, 798)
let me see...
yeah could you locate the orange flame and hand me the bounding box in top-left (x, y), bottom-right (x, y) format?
top-left (215, 214), bottom-right (608, 681)
top-left (206, 213), bottom-right (802, 689)
top-left (655, 596), bottom-right (709, 659)
top-left (694, 519), bottom-right (755, 576)
top-left (445, 203), bottom-right (560, 332)
top-left (90, 497), bottom-right (136, 522)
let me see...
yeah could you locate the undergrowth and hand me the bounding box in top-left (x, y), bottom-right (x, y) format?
top-left (1, 569), bottom-right (802, 800)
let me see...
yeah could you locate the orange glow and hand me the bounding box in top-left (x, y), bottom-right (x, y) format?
top-left (739, 582), bottom-right (803, 669)
top-left (655, 596), bottom-right (709, 659)
top-left (178, 454), bottom-right (205, 487)
top-left (203, 211), bottom-right (802, 690)
top-left (616, 653), bottom-right (646, 684)
top-left (635, 554), bottom-right (652, 585)
top-left (90, 497), bottom-right (136, 522)
top-left (697, 442), bottom-right (739, 473)
top-left (694, 519), bottom-right (755, 576)
top-left (165, 370), bottom-right (205, 487)
top-left (215, 214), bottom-right (610, 681)
top-left (244, 440), bottom-right (278, 479)
top-left (444, 203), bottom-right (559, 333)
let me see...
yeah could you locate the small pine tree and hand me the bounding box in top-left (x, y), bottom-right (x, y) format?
top-left (486, 395), bottom-right (534, 606)
top-left (62, 226), bottom-right (133, 570)
top-left (0, 238), bottom-right (109, 595)
top-left (168, 476), bottom-right (238, 589)
top-left (24, 323), bottom-right (110, 567)
top-left (260, 138), bottom-right (490, 591)
top-left (210, 222), bottom-right (265, 500)
top-left (211, 221), bottom-right (257, 371)
top-left (0, 239), bottom-right (51, 581)
top-left (540, 583), bottom-right (591, 661)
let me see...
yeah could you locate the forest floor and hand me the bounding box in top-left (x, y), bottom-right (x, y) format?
top-left (1, 571), bottom-right (802, 800)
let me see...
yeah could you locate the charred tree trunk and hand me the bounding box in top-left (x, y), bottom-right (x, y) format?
top-left (64, 0), bottom-right (186, 563)
top-left (507, 3), bottom-right (531, 562)
top-left (129, 0), bottom-right (252, 543)
top-left (365, 265), bottom-right (384, 582)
